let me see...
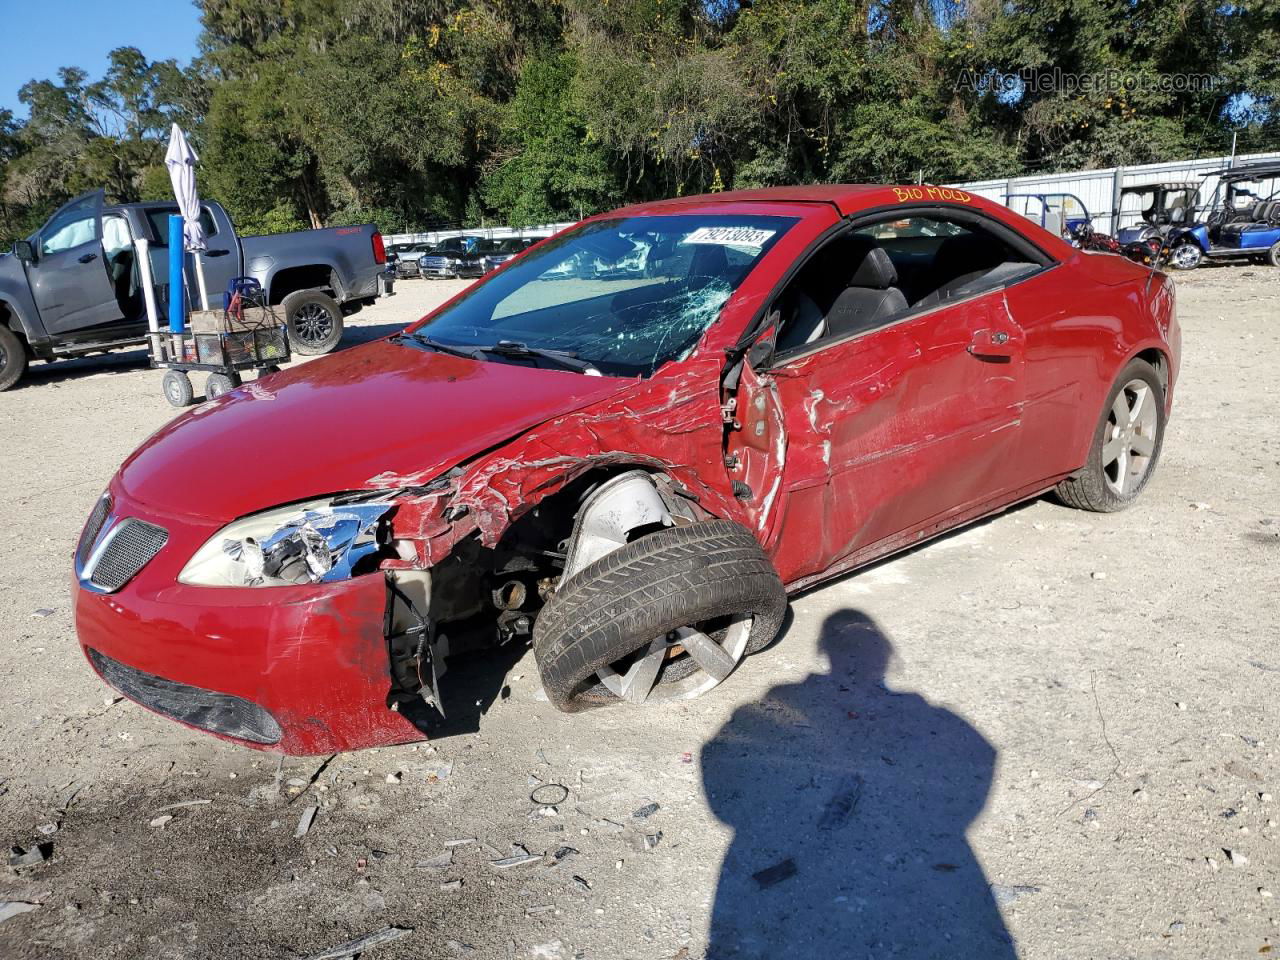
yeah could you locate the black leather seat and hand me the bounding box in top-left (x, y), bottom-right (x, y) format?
top-left (824, 248), bottom-right (908, 337)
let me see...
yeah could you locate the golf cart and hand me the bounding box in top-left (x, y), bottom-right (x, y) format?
top-left (1115, 181), bottom-right (1208, 270)
top-left (1005, 191), bottom-right (1155, 262)
top-left (1200, 161), bottom-right (1280, 267)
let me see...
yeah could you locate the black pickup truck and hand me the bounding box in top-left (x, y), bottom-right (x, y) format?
top-left (0, 190), bottom-right (388, 390)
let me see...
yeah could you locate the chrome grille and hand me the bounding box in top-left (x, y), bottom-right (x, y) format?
top-left (84, 518), bottom-right (168, 592)
top-left (77, 493), bottom-right (112, 565)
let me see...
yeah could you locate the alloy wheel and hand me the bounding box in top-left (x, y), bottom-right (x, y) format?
top-left (1102, 378), bottom-right (1158, 495)
top-left (293, 303), bottom-right (334, 346)
top-left (596, 614), bottom-right (754, 704)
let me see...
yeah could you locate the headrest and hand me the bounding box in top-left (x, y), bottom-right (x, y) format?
top-left (848, 247), bottom-right (897, 289)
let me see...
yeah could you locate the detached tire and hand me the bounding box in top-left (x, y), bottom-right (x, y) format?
top-left (0, 326), bottom-right (28, 392)
top-left (1055, 358), bottom-right (1166, 513)
top-left (533, 519), bottom-right (787, 713)
top-left (283, 290), bottom-right (344, 355)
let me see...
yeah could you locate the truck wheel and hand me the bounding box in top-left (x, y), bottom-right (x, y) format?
top-left (1168, 241), bottom-right (1202, 270)
top-left (205, 372), bottom-right (240, 399)
top-left (532, 519), bottom-right (787, 713)
top-left (1268, 242), bottom-right (1280, 268)
top-left (283, 290), bottom-right (344, 355)
top-left (0, 326), bottom-right (28, 392)
top-left (162, 370), bottom-right (194, 407)
top-left (1055, 359), bottom-right (1166, 513)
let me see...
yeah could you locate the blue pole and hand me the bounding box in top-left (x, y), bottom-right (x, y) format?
top-left (167, 214), bottom-right (185, 333)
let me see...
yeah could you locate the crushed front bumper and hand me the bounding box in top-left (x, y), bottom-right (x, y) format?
top-left (73, 487), bottom-right (426, 755)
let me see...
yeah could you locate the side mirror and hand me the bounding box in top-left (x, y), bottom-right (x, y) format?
top-left (13, 240), bottom-right (35, 263)
top-left (747, 310), bottom-right (781, 370)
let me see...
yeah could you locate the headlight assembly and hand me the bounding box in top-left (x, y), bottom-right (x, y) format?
top-left (179, 496), bottom-right (394, 587)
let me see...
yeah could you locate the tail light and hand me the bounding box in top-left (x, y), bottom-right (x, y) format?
top-left (371, 232), bottom-right (386, 264)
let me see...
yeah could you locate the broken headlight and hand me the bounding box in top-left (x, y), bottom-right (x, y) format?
top-left (178, 497), bottom-right (394, 587)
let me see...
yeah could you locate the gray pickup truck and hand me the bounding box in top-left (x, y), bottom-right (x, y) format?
top-left (0, 190), bottom-right (388, 390)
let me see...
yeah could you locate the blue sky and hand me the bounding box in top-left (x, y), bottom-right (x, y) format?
top-left (1, 0), bottom-right (202, 115)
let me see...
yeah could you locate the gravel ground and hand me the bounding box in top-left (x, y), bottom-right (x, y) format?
top-left (1, 266), bottom-right (1278, 959)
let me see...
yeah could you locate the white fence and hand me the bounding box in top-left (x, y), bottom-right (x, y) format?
top-left (952, 149), bottom-right (1280, 234)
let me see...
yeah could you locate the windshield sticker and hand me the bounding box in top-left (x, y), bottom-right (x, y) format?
top-left (892, 186), bottom-right (972, 203)
top-left (681, 226), bottom-right (776, 249)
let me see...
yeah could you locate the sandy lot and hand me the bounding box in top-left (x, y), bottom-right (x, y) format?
top-left (1, 266), bottom-right (1278, 960)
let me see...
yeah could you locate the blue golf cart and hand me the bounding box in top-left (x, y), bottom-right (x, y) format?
top-left (1115, 181), bottom-right (1209, 270)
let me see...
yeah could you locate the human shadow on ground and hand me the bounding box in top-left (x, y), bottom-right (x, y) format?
top-left (703, 610), bottom-right (1015, 959)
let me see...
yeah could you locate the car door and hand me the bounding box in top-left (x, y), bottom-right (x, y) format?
top-left (26, 191), bottom-right (124, 335)
top-left (726, 215), bottom-right (1034, 587)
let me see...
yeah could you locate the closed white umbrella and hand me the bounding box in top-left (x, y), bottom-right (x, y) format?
top-left (164, 123), bottom-right (209, 309)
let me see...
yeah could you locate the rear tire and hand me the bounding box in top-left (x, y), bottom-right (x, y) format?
top-left (0, 326), bottom-right (28, 392)
top-left (283, 290), bottom-right (344, 355)
top-left (205, 372), bottom-right (240, 399)
top-left (1267, 241), bottom-right (1280, 268)
top-left (1055, 359), bottom-right (1166, 513)
top-left (533, 519), bottom-right (787, 713)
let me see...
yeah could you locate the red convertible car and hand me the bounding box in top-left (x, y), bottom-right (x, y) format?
top-left (74, 185), bottom-right (1180, 754)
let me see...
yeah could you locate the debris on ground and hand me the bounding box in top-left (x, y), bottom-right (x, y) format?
top-left (632, 802), bottom-right (660, 820)
top-left (530, 784), bottom-right (568, 806)
top-left (439, 880), bottom-right (463, 892)
top-left (444, 837), bottom-right (476, 847)
top-left (990, 884), bottom-right (1042, 906)
top-left (149, 814), bottom-right (173, 829)
top-left (151, 799), bottom-right (211, 814)
top-left (751, 858), bottom-right (797, 889)
top-left (385, 772), bottom-right (402, 784)
top-left (295, 805), bottom-right (319, 839)
top-left (529, 940), bottom-right (564, 959)
top-left (8, 843), bottom-right (52, 867)
top-left (0, 900), bottom-right (42, 923)
top-left (490, 854), bottom-right (543, 870)
top-left (642, 832), bottom-right (663, 851)
top-left (1226, 848), bottom-right (1250, 866)
top-left (817, 775), bottom-right (864, 831)
top-left (1225, 760), bottom-right (1263, 782)
top-left (31, 609), bottom-right (55, 619)
top-left (415, 851), bottom-right (453, 872)
top-left (298, 925), bottom-right (413, 960)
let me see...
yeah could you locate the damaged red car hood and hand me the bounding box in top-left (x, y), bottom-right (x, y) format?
top-left (119, 338), bottom-right (632, 520)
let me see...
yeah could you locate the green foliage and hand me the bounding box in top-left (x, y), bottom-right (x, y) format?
top-left (2, 0), bottom-right (1279, 246)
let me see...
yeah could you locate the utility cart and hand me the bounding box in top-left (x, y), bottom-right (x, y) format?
top-left (152, 277), bottom-right (290, 407)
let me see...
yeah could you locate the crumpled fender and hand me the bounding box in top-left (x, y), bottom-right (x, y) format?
top-left (390, 355), bottom-right (747, 564)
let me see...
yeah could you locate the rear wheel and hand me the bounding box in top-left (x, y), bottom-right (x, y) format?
top-left (1055, 359), bottom-right (1166, 513)
top-left (1268, 241), bottom-right (1280, 268)
top-left (1168, 241), bottom-right (1202, 270)
top-left (283, 290), bottom-right (344, 355)
top-left (533, 519), bottom-right (787, 712)
top-left (0, 326), bottom-right (28, 392)
top-left (205, 372), bottom-right (240, 399)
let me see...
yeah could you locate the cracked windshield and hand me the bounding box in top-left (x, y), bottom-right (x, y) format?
top-left (407, 215), bottom-right (798, 376)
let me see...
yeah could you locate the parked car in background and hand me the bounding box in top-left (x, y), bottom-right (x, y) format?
top-left (482, 236), bottom-right (547, 273)
top-left (73, 184), bottom-right (1178, 753)
top-left (418, 236), bottom-right (483, 279)
top-left (387, 242), bottom-right (434, 279)
top-left (0, 190), bottom-right (387, 390)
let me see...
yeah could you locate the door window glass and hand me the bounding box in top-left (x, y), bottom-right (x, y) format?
top-left (144, 207), bottom-right (219, 245)
top-left (41, 195), bottom-right (100, 254)
top-left (774, 214), bottom-right (1042, 353)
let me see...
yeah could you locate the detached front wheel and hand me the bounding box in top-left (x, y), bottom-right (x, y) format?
top-left (533, 519), bottom-right (787, 712)
top-left (283, 290), bottom-right (344, 355)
